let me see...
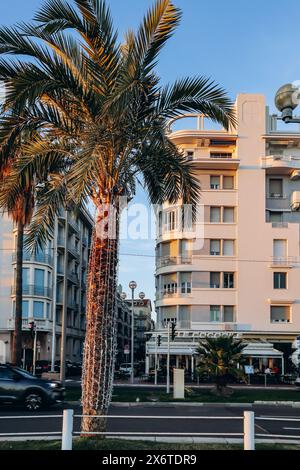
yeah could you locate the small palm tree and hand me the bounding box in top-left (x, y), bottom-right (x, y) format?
top-left (0, 0), bottom-right (236, 432)
top-left (0, 126), bottom-right (36, 366)
top-left (196, 336), bottom-right (246, 394)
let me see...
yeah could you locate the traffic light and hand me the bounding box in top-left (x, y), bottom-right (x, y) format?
top-left (29, 321), bottom-right (35, 338)
top-left (157, 335), bottom-right (161, 347)
top-left (171, 321), bottom-right (177, 341)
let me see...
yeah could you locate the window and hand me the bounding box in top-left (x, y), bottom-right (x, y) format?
top-left (269, 178), bottom-right (283, 198)
top-left (34, 269), bottom-right (44, 296)
top-left (223, 176), bottom-right (234, 190)
top-left (22, 301), bottom-right (29, 318)
top-left (224, 306), bottom-right (235, 322)
top-left (269, 212), bottom-right (283, 223)
top-left (223, 272), bottom-right (234, 288)
top-left (165, 210), bottom-right (176, 231)
top-left (210, 272), bottom-right (220, 288)
top-left (274, 272), bottom-right (287, 289)
top-left (46, 303), bottom-right (50, 319)
top-left (270, 305), bottom-right (290, 323)
top-left (22, 268), bottom-right (29, 288)
top-left (210, 305), bottom-right (220, 322)
top-left (33, 301), bottom-right (44, 319)
top-left (210, 239), bottom-right (220, 255)
top-left (210, 207), bottom-right (221, 223)
top-left (223, 207), bottom-right (235, 223)
top-left (273, 239), bottom-right (287, 258)
top-left (210, 176), bottom-right (220, 190)
top-left (210, 152), bottom-right (232, 158)
top-left (223, 240), bottom-right (235, 256)
top-left (158, 212), bottom-right (162, 236)
top-left (0, 366), bottom-right (17, 380)
top-left (181, 281), bottom-right (191, 294)
top-left (186, 151), bottom-right (194, 160)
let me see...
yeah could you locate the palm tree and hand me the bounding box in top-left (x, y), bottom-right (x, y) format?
top-left (196, 336), bottom-right (246, 395)
top-left (0, 124), bottom-right (35, 366)
top-left (0, 0), bottom-right (236, 432)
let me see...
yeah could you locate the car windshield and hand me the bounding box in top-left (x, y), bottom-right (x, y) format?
top-left (14, 368), bottom-right (37, 380)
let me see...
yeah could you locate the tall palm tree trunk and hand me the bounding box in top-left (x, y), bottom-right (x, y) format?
top-left (81, 206), bottom-right (119, 434)
top-left (12, 221), bottom-right (24, 366)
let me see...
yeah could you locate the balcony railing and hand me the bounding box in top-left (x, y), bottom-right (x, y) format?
top-left (68, 218), bottom-right (79, 233)
top-left (12, 252), bottom-right (53, 265)
top-left (156, 255), bottom-right (192, 268)
top-left (68, 272), bottom-right (79, 284)
top-left (11, 285), bottom-right (52, 298)
top-left (68, 245), bottom-right (80, 259)
top-left (7, 318), bottom-right (52, 331)
top-left (271, 222), bottom-right (288, 228)
top-left (270, 256), bottom-right (297, 267)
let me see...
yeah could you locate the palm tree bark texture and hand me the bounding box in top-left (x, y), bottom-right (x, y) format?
top-left (81, 202), bottom-right (119, 434)
top-left (12, 221), bottom-right (24, 367)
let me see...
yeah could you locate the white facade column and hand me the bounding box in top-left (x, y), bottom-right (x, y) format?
top-left (191, 355), bottom-right (194, 379)
top-left (176, 356), bottom-right (179, 368)
top-left (145, 355), bottom-right (150, 374)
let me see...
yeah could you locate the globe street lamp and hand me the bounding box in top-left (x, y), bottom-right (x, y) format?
top-left (129, 281), bottom-right (137, 384)
top-left (275, 85), bottom-right (300, 379)
top-left (139, 292), bottom-right (145, 300)
top-left (275, 83), bottom-right (300, 123)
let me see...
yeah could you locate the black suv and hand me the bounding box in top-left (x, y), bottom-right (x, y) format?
top-left (0, 364), bottom-right (65, 411)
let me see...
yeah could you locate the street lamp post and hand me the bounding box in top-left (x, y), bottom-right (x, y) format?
top-left (129, 281), bottom-right (137, 384)
top-left (275, 84), bottom-right (300, 379)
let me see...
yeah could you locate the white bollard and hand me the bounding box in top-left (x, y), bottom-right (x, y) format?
top-left (244, 411), bottom-right (255, 450)
top-left (62, 409), bottom-right (74, 450)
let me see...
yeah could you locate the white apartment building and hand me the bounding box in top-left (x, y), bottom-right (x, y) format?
top-left (0, 207), bottom-right (93, 366)
top-left (146, 93), bottom-right (300, 375)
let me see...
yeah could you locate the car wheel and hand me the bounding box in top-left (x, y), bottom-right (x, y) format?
top-left (24, 392), bottom-right (44, 412)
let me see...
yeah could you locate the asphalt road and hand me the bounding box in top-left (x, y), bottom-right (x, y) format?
top-left (1, 404), bottom-right (300, 440)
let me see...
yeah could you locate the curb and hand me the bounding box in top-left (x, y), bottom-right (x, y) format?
top-left (67, 400), bottom-right (300, 407)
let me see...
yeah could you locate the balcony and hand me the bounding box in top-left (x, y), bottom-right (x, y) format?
top-left (11, 285), bottom-right (53, 298)
top-left (68, 218), bottom-right (79, 233)
top-left (68, 245), bottom-right (80, 259)
top-left (187, 153), bottom-right (240, 170)
top-left (291, 191), bottom-right (300, 211)
top-left (7, 318), bottom-right (52, 331)
top-left (262, 155), bottom-right (300, 172)
top-left (271, 222), bottom-right (288, 228)
top-left (156, 255), bottom-right (192, 269)
top-left (12, 252), bottom-right (53, 265)
top-left (270, 257), bottom-right (297, 268)
top-left (68, 271), bottom-right (79, 284)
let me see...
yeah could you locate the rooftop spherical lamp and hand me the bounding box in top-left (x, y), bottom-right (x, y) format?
top-left (275, 83), bottom-right (299, 121)
top-left (120, 292), bottom-right (127, 300)
top-left (139, 292), bottom-right (145, 299)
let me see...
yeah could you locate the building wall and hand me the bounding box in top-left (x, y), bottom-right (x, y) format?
top-left (154, 93), bottom-right (300, 347)
top-left (0, 207), bottom-right (93, 365)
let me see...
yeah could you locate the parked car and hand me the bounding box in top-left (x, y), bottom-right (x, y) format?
top-left (0, 364), bottom-right (65, 411)
top-left (35, 360), bottom-right (51, 377)
top-left (54, 360), bottom-right (75, 377)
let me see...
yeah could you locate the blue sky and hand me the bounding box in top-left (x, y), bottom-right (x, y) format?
top-left (2, 0), bottom-right (300, 307)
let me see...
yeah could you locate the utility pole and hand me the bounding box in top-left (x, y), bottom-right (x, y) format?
top-left (129, 281), bottom-right (137, 385)
top-left (166, 322), bottom-right (170, 394)
top-left (32, 324), bottom-right (37, 376)
top-left (60, 210), bottom-right (69, 383)
top-left (155, 333), bottom-right (158, 386)
top-left (51, 217), bottom-right (58, 373)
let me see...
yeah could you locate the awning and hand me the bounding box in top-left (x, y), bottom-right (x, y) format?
top-left (242, 342), bottom-right (283, 358)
